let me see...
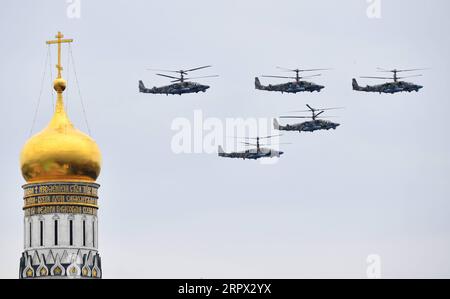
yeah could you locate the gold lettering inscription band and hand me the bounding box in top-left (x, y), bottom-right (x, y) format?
top-left (23, 182), bottom-right (99, 197)
top-left (23, 182), bottom-right (100, 215)
top-left (24, 195), bottom-right (98, 207)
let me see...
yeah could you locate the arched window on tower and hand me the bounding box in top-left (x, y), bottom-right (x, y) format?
top-left (29, 221), bottom-right (32, 247)
top-left (40, 220), bottom-right (44, 247)
top-left (69, 220), bottom-right (73, 246)
top-left (83, 220), bottom-right (86, 247)
top-left (92, 221), bottom-right (95, 247)
top-left (54, 220), bottom-right (58, 246)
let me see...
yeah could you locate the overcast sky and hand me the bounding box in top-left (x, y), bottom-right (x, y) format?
top-left (1, 0), bottom-right (450, 278)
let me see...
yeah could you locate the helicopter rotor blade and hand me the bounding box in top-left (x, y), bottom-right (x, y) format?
top-left (276, 66), bottom-right (296, 72)
top-left (377, 67), bottom-right (401, 73)
top-left (280, 116), bottom-right (338, 119)
top-left (280, 116), bottom-right (312, 119)
top-left (182, 75), bottom-right (219, 80)
top-left (288, 106), bottom-right (344, 113)
top-left (377, 67), bottom-right (429, 73)
top-left (395, 68), bottom-right (428, 72)
top-left (287, 110), bottom-right (315, 113)
top-left (287, 109), bottom-right (313, 113)
top-left (262, 74), bottom-right (321, 80)
top-left (360, 76), bottom-right (394, 80)
top-left (147, 68), bottom-right (180, 73)
top-left (258, 134), bottom-right (283, 140)
top-left (396, 75), bottom-right (423, 79)
top-left (260, 144), bottom-right (293, 148)
top-left (242, 134), bottom-right (284, 140)
top-left (228, 134), bottom-right (283, 140)
top-left (276, 66), bottom-right (331, 72)
top-left (255, 142), bottom-right (292, 145)
top-left (262, 75), bottom-right (297, 79)
top-left (298, 68), bottom-right (331, 72)
top-left (148, 65), bottom-right (213, 74)
top-left (241, 142), bottom-right (257, 146)
top-left (300, 74), bottom-right (322, 79)
top-left (315, 111), bottom-right (325, 118)
top-left (376, 67), bottom-right (393, 73)
top-left (316, 107), bottom-right (344, 112)
top-left (156, 73), bottom-right (181, 80)
top-left (184, 65), bottom-right (212, 73)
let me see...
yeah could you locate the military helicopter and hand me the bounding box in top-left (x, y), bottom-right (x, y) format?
top-left (352, 68), bottom-right (426, 94)
top-left (255, 66), bottom-right (330, 93)
top-left (218, 135), bottom-right (286, 160)
top-left (275, 104), bottom-right (342, 133)
top-left (139, 65), bottom-right (218, 95)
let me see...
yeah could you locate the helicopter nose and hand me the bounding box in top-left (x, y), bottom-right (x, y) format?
top-left (279, 151), bottom-right (284, 156)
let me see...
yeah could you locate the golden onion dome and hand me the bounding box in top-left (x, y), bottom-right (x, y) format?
top-left (20, 78), bottom-right (101, 183)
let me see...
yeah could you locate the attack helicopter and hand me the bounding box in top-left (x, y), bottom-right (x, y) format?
top-left (218, 135), bottom-right (286, 160)
top-left (275, 104), bottom-right (342, 133)
top-left (139, 65), bottom-right (218, 95)
top-left (255, 66), bottom-right (330, 93)
top-left (352, 68), bottom-right (426, 94)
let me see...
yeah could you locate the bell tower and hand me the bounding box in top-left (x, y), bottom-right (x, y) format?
top-left (19, 32), bottom-right (103, 279)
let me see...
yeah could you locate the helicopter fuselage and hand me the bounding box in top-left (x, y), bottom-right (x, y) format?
top-left (255, 78), bottom-right (324, 93)
top-left (275, 119), bottom-right (340, 132)
top-left (352, 79), bottom-right (423, 94)
top-left (139, 80), bottom-right (210, 95)
top-left (218, 147), bottom-right (283, 160)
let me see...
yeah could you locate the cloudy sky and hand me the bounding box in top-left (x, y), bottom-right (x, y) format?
top-left (0, 0), bottom-right (449, 278)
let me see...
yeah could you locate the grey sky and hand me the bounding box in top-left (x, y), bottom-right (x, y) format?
top-left (1, 0), bottom-right (449, 278)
